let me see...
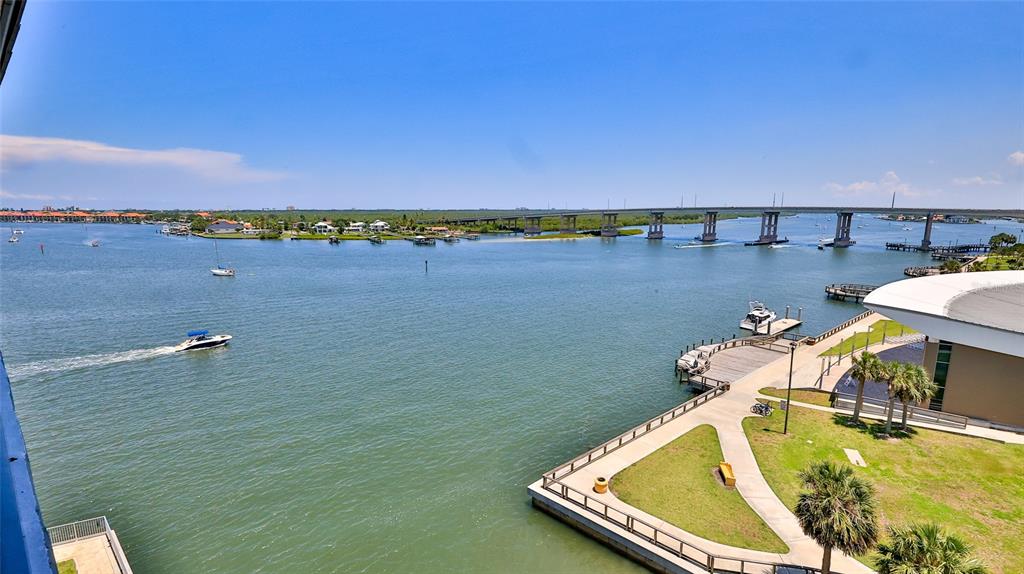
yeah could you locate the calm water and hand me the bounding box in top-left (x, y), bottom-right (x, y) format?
top-left (1, 215), bottom-right (1019, 573)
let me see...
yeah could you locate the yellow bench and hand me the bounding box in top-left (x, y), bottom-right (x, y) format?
top-left (719, 462), bottom-right (736, 487)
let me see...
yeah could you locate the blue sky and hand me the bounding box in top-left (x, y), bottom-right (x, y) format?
top-left (1, 2), bottom-right (1022, 210)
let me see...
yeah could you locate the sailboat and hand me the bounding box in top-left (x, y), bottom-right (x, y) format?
top-left (210, 239), bottom-right (235, 276)
top-left (83, 222), bottom-right (100, 247)
top-left (7, 226), bottom-right (18, 243)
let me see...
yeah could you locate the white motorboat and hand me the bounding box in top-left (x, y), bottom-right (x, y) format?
top-left (677, 350), bottom-right (710, 375)
top-left (13, 229), bottom-right (24, 235)
top-left (7, 235), bottom-right (18, 243)
top-left (740, 300), bottom-right (777, 331)
top-left (175, 330), bottom-right (232, 352)
top-left (902, 226), bottom-right (913, 231)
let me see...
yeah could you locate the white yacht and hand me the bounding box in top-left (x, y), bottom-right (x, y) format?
top-left (175, 330), bottom-right (232, 352)
top-left (13, 228), bottom-right (24, 235)
top-left (740, 300), bottom-right (777, 331)
top-left (211, 266), bottom-right (235, 277)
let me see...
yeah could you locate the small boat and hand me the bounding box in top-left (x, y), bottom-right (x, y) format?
top-left (210, 240), bottom-right (234, 276)
top-left (174, 330), bottom-right (232, 352)
top-left (902, 226), bottom-right (913, 231)
top-left (368, 235), bottom-right (385, 244)
top-left (13, 229), bottom-right (24, 235)
top-left (464, 234), bottom-right (480, 241)
top-left (442, 234), bottom-right (459, 243)
top-left (90, 239), bottom-right (100, 247)
top-left (740, 300), bottom-right (777, 331)
top-left (677, 350), bottom-right (710, 375)
top-left (7, 235), bottom-right (18, 243)
top-left (328, 235), bottom-right (340, 244)
top-left (160, 225), bottom-right (171, 235)
top-left (413, 235), bottom-right (436, 245)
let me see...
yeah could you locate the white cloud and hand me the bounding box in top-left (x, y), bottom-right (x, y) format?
top-left (0, 189), bottom-right (55, 201)
top-left (1009, 151), bottom-right (1024, 166)
top-left (951, 175), bottom-right (1003, 187)
top-left (823, 171), bottom-right (926, 198)
top-left (0, 134), bottom-right (287, 183)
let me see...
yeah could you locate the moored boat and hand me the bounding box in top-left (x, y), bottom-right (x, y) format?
top-left (413, 235), bottom-right (436, 245)
top-left (211, 266), bottom-right (235, 276)
top-left (369, 235), bottom-right (385, 244)
top-left (740, 300), bottom-right (777, 331)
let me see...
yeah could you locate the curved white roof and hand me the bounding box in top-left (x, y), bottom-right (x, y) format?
top-left (864, 271), bottom-right (1024, 358)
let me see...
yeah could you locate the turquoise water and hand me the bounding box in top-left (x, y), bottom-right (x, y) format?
top-left (1, 215), bottom-right (1019, 573)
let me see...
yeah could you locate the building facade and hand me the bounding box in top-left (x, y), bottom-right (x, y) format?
top-left (864, 271), bottom-right (1024, 430)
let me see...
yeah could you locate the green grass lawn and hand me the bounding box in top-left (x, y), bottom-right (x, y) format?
top-left (970, 256), bottom-right (1023, 271)
top-left (758, 387), bottom-right (833, 407)
top-left (612, 425), bottom-right (789, 553)
top-left (818, 319), bottom-right (917, 357)
top-left (743, 403), bottom-right (1024, 573)
top-left (618, 228), bottom-right (644, 236)
top-left (58, 560), bottom-right (77, 574)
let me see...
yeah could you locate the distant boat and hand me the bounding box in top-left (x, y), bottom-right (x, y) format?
top-left (328, 235), bottom-right (341, 244)
top-left (442, 234), bottom-right (459, 243)
top-left (413, 235), bottom-right (436, 245)
top-left (210, 239), bottom-right (235, 276)
top-left (369, 235), bottom-right (385, 244)
top-left (464, 234), bottom-right (481, 240)
top-left (174, 330), bottom-right (232, 352)
top-left (13, 229), bottom-right (24, 235)
top-left (902, 226), bottom-right (912, 231)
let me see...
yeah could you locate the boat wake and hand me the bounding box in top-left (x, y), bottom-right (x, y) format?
top-left (673, 242), bottom-right (733, 249)
top-left (8, 346), bottom-right (178, 379)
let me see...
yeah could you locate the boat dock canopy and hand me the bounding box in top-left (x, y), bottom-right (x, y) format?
top-left (187, 330), bottom-right (209, 337)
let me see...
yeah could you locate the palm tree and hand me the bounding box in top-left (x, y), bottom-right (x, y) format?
top-left (879, 361), bottom-right (906, 435)
top-left (893, 364), bottom-right (937, 431)
top-left (877, 522), bottom-right (988, 574)
top-left (795, 461), bottom-right (879, 573)
top-left (849, 351), bottom-right (880, 425)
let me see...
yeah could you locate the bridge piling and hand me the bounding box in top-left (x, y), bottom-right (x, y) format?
top-left (921, 213), bottom-right (934, 250)
top-left (647, 211), bottom-right (664, 240)
top-left (745, 210), bottom-right (787, 246)
top-left (524, 216), bottom-right (543, 236)
top-left (559, 214), bottom-right (577, 234)
top-left (832, 211), bottom-right (855, 248)
top-left (600, 212), bottom-right (619, 237)
top-left (699, 211), bottom-right (718, 242)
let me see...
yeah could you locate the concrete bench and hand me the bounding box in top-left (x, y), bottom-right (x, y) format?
top-left (719, 462), bottom-right (736, 487)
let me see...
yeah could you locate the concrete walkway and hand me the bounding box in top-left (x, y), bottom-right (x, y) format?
top-left (549, 313), bottom-right (887, 573)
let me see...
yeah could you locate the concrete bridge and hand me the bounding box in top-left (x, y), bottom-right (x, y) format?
top-left (428, 206), bottom-right (1024, 249)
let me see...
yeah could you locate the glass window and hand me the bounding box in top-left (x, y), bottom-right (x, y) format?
top-left (929, 341), bottom-right (953, 411)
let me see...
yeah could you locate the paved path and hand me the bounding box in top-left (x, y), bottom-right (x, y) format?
top-left (52, 536), bottom-right (122, 574)
top-left (557, 313), bottom-right (886, 573)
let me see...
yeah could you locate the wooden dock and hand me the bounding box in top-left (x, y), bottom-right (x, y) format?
top-left (824, 283), bottom-right (877, 302)
top-left (753, 318), bottom-right (801, 335)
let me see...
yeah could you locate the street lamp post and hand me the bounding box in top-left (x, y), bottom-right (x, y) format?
top-left (784, 342), bottom-right (796, 435)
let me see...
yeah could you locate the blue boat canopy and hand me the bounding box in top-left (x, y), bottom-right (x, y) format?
top-left (187, 330), bottom-right (209, 337)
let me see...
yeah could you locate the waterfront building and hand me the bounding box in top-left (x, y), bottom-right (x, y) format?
top-left (344, 221), bottom-right (366, 233)
top-left (311, 221), bottom-right (339, 234)
top-left (205, 221), bottom-right (243, 234)
top-left (368, 220), bottom-right (390, 233)
top-left (863, 270), bottom-right (1024, 430)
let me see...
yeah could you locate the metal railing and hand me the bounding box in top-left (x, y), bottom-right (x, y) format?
top-left (808, 310), bottom-right (873, 345)
top-left (833, 392), bottom-right (967, 429)
top-left (48, 516), bottom-right (133, 574)
top-left (539, 479), bottom-right (840, 574)
top-left (543, 381), bottom-right (730, 482)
